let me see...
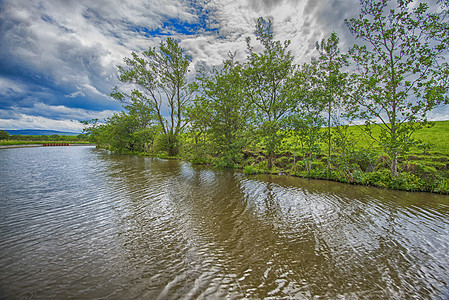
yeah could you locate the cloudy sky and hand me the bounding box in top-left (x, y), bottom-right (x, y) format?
top-left (0, 0), bottom-right (447, 132)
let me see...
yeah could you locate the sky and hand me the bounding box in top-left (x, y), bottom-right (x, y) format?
top-left (0, 0), bottom-right (447, 133)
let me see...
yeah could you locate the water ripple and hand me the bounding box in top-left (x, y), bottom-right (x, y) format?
top-left (1, 147), bottom-right (449, 298)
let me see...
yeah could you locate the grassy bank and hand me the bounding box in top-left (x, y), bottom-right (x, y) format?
top-left (179, 121), bottom-right (449, 194)
top-left (81, 121), bottom-right (449, 194)
top-left (235, 121), bottom-right (449, 194)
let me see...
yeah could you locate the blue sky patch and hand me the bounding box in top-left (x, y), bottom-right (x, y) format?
top-left (134, 17), bottom-right (219, 37)
top-left (133, 4), bottom-right (219, 37)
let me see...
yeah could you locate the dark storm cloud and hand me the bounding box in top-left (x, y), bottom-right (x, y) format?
top-left (315, 0), bottom-right (360, 50)
top-left (0, 0), bottom-right (447, 131)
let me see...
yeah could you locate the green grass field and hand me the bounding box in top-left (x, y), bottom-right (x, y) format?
top-left (336, 120), bottom-right (449, 156)
top-left (412, 121), bottom-right (449, 155)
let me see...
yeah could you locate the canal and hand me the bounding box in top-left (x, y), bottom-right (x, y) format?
top-left (0, 146), bottom-right (448, 298)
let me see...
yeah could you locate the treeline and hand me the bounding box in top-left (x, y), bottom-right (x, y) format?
top-left (0, 130), bottom-right (89, 142)
top-left (83, 0), bottom-right (449, 193)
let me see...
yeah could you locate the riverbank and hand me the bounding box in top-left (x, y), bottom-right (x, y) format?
top-left (92, 146), bottom-right (449, 195)
top-left (72, 119), bottom-right (449, 194)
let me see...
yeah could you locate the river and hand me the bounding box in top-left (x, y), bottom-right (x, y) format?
top-left (0, 146), bottom-right (448, 299)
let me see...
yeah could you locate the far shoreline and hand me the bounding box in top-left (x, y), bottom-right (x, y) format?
top-left (0, 144), bottom-right (95, 149)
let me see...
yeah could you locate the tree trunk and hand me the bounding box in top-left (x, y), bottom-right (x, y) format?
top-left (307, 150), bottom-right (312, 176)
top-left (268, 151), bottom-right (273, 170)
top-left (328, 102), bottom-right (331, 171)
top-left (293, 141), bottom-right (297, 173)
top-left (391, 153), bottom-right (398, 178)
top-left (166, 134), bottom-right (178, 156)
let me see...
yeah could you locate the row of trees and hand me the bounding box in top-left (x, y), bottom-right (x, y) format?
top-left (85, 0), bottom-right (449, 179)
top-left (0, 130), bottom-right (88, 142)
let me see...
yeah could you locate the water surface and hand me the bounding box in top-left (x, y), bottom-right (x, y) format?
top-left (1, 146), bottom-right (448, 299)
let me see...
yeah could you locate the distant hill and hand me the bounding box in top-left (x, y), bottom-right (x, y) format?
top-left (4, 129), bottom-right (81, 136)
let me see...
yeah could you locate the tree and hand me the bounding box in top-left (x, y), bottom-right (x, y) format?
top-left (0, 130), bottom-right (10, 140)
top-left (80, 119), bottom-right (100, 143)
top-left (288, 63), bottom-right (327, 176)
top-left (112, 37), bottom-right (192, 156)
top-left (243, 17), bottom-right (297, 169)
top-left (189, 54), bottom-right (253, 167)
top-left (81, 112), bottom-right (159, 153)
top-left (345, 0), bottom-right (449, 177)
top-left (314, 32), bottom-right (349, 170)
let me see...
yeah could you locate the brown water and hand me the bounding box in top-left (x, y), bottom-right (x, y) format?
top-left (0, 146), bottom-right (448, 299)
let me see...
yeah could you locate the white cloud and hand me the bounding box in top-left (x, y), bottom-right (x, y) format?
top-left (0, 113), bottom-right (86, 132)
top-left (68, 83), bottom-right (111, 99)
top-left (0, 77), bottom-right (24, 96)
top-left (180, 0), bottom-right (359, 69)
top-left (428, 105), bottom-right (449, 121)
top-left (0, 103), bottom-right (118, 131)
top-left (2, 0), bottom-right (354, 90)
top-left (1, 0), bottom-right (447, 128)
top-left (13, 102), bottom-right (117, 120)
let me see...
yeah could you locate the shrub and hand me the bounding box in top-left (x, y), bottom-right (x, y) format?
top-left (256, 160), bottom-right (269, 173)
top-left (360, 169), bottom-right (391, 187)
top-left (391, 172), bottom-right (422, 191)
top-left (311, 161), bottom-right (326, 169)
top-left (351, 169), bottom-right (365, 183)
top-left (214, 157), bottom-right (237, 169)
top-left (375, 155), bottom-right (390, 170)
top-left (190, 156), bottom-right (211, 165)
top-left (434, 179), bottom-right (449, 193)
top-left (407, 162), bottom-right (439, 181)
top-left (348, 149), bottom-right (377, 172)
top-left (294, 160), bottom-right (306, 171)
top-left (275, 156), bottom-right (290, 168)
top-left (0, 130), bottom-right (10, 140)
top-left (243, 165), bottom-right (260, 175)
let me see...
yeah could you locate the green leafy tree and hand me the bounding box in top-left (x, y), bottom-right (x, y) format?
top-left (0, 130), bottom-right (10, 140)
top-left (345, 0), bottom-right (449, 177)
top-left (83, 112), bottom-right (160, 153)
top-left (112, 37), bottom-right (192, 156)
top-left (314, 32), bottom-right (349, 170)
top-left (189, 54), bottom-right (253, 167)
top-left (80, 119), bottom-right (100, 143)
top-left (243, 17), bottom-right (297, 169)
top-left (288, 63), bottom-right (326, 176)
top-left (284, 111), bottom-right (325, 176)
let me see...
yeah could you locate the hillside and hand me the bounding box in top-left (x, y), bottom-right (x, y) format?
top-left (4, 129), bottom-right (81, 136)
top-left (344, 120), bottom-right (449, 155)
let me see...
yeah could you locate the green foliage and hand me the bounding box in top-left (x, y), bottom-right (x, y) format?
top-left (255, 160), bottom-right (270, 173)
top-left (1, 132), bottom-right (89, 145)
top-left (332, 124), bottom-right (355, 161)
top-left (348, 148), bottom-right (377, 172)
top-left (345, 0), bottom-right (449, 177)
top-left (243, 17), bottom-right (297, 169)
top-left (284, 99), bottom-right (326, 176)
top-left (434, 179), bottom-right (449, 194)
top-left (314, 32), bottom-right (349, 167)
top-left (275, 156), bottom-right (290, 168)
top-left (359, 169), bottom-right (391, 187)
top-left (188, 54), bottom-right (252, 167)
top-left (113, 37), bottom-right (192, 156)
top-left (81, 112), bottom-right (160, 154)
top-left (243, 165), bottom-right (261, 175)
top-left (0, 130), bottom-right (10, 140)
